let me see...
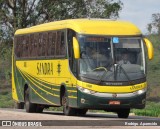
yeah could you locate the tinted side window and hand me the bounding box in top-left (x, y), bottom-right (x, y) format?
top-left (48, 32), bottom-right (53, 56)
top-left (50, 32), bottom-right (56, 56)
top-left (34, 34), bottom-right (39, 57)
top-left (48, 32), bottom-right (56, 56)
top-left (55, 31), bottom-right (66, 57)
top-left (14, 30), bottom-right (66, 58)
top-left (47, 32), bottom-right (57, 56)
top-left (18, 36), bottom-right (23, 57)
top-left (21, 36), bottom-right (26, 57)
top-left (31, 34), bottom-right (35, 57)
top-left (14, 37), bottom-right (18, 57)
top-left (60, 32), bottom-right (66, 56)
top-left (25, 35), bottom-right (29, 57)
top-left (56, 31), bottom-right (61, 56)
top-left (28, 35), bottom-right (31, 57)
top-left (38, 33), bottom-right (43, 56)
top-left (42, 33), bottom-right (48, 56)
top-left (45, 33), bottom-right (49, 56)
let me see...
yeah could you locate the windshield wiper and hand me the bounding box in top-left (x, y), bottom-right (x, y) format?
top-left (96, 62), bottom-right (114, 84)
top-left (90, 63), bottom-right (131, 84)
top-left (115, 64), bottom-right (130, 81)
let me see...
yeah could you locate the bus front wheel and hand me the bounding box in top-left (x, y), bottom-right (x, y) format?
top-left (36, 105), bottom-right (44, 113)
top-left (76, 109), bottom-right (88, 116)
top-left (117, 108), bottom-right (130, 118)
top-left (25, 88), bottom-right (37, 113)
top-left (62, 91), bottom-right (75, 116)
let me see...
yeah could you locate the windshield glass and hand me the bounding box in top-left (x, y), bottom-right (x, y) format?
top-left (113, 38), bottom-right (145, 81)
top-left (79, 35), bottom-right (112, 71)
top-left (78, 35), bottom-right (145, 83)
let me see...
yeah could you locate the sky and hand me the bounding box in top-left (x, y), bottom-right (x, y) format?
top-left (119, 0), bottom-right (160, 34)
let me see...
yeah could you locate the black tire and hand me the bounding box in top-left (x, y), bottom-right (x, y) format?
top-left (76, 109), bottom-right (88, 116)
top-left (62, 91), bottom-right (76, 116)
top-left (25, 88), bottom-right (37, 113)
top-left (117, 109), bottom-right (130, 118)
top-left (14, 102), bottom-right (24, 109)
top-left (36, 105), bottom-right (44, 113)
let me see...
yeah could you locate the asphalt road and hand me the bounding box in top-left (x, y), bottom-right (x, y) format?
top-left (0, 108), bottom-right (160, 129)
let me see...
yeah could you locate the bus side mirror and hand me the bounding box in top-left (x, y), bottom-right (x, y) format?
top-left (73, 37), bottom-right (80, 59)
top-left (144, 38), bottom-right (154, 60)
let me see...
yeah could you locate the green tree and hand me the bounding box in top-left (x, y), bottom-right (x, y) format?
top-left (0, 0), bottom-right (40, 39)
top-left (36, 0), bottom-right (123, 22)
top-left (147, 13), bottom-right (160, 34)
top-left (147, 23), bottom-right (152, 34)
top-left (0, 0), bottom-right (39, 80)
top-left (0, 0), bottom-right (123, 40)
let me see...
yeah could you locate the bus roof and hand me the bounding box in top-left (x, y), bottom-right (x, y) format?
top-left (15, 19), bottom-right (142, 36)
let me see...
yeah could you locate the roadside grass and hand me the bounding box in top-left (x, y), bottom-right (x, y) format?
top-left (131, 101), bottom-right (160, 117)
top-left (147, 35), bottom-right (160, 90)
top-left (0, 91), bottom-right (14, 108)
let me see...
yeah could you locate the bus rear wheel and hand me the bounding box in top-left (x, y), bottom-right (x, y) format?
top-left (25, 88), bottom-right (37, 113)
top-left (117, 108), bottom-right (130, 118)
top-left (14, 102), bottom-right (24, 109)
top-left (62, 91), bottom-right (75, 116)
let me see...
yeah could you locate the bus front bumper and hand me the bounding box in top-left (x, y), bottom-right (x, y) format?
top-left (77, 88), bottom-right (146, 110)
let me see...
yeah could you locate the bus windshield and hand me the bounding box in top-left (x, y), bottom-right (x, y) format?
top-left (78, 35), bottom-right (145, 83)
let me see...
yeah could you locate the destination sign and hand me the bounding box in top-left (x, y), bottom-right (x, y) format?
top-left (85, 37), bottom-right (109, 42)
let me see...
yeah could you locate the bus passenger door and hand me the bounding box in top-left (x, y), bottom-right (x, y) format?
top-left (67, 29), bottom-right (78, 108)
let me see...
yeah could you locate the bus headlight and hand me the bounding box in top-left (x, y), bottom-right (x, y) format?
top-left (133, 88), bottom-right (147, 95)
top-left (77, 86), bottom-right (96, 94)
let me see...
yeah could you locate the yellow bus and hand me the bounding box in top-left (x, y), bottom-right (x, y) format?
top-left (12, 19), bottom-right (153, 118)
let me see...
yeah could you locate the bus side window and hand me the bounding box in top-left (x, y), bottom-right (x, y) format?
top-left (48, 32), bottom-right (51, 56)
top-left (38, 33), bottom-right (43, 56)
top-left (42, 33), bottom-right (47, 56)
top-left (60, 32), bottom-right (66, 56)
top-left (24, 36), bottom-right (28, 57)
top-left (51, 32), bottom-right (56, 56)
top-left (45, 33), bottom-right (49, 56)
top-left (14, 37), bottom-right (19, 57)
top-left (48, 32), bottom-right (52, 56)
top-left (56, 31), bottom-right (61, 56)
top-left (28, 35), bottom-right (31, 57)
top-left (18, 36), bottom-right (22, 57)
top-left (32, 34), bottom-right (35, 57)
top-left (25, 35), bottom-right (29, 57)
top-left (34, 34), bottom-right (38, 57)
top-left (22, 36), bottom-right (26, 57)
top-left (30, 34), bottom-right (34, 57)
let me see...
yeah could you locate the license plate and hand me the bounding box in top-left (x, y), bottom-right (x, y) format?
top-left (109, 101), bottom-right (120, 105)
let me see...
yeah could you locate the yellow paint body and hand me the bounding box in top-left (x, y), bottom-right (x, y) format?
top-left (15, 19), bottom-right (141, 36)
